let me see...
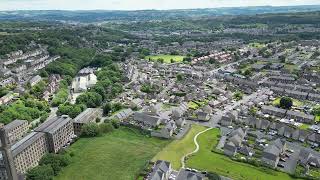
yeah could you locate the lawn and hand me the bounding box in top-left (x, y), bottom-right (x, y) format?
top-left (188, 101), bottom-right (200, 110)
top-left (186, 128), bottom-right (296, 180)
top-left (152, 125), bottom-right (207, 170)
top-left (299, 123), bottom-right (310, 130)
top-left (145, 55), bottom-right (185, 63)
top-left (249, 42), bottom-right (265, 49)
top-left (55, 127), bottom-right (170, 180)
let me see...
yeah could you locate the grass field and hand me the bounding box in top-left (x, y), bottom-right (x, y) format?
top-left (145, 55), bottom-right (185, 63)
top-left (152, 125), bottom-right (207, 169)
top-left (299, 123), bottom-right (310, 130)
top-left (186, 128), bottom-right (296, 180)
top-left (55, 127), bottom-right (170, 180)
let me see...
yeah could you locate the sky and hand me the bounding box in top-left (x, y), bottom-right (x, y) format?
top-left (1, 0), bottom-right (320, 11)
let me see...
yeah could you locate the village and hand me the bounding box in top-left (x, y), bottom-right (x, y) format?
top-left (0, 11), bottom-right (320, 180)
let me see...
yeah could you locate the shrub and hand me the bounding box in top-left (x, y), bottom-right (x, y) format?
top-left (111, 119), bottom-right (120, 129)
top-left (100, 122), bottom-right (114, 133)
top-left (81, 123), bottom-right (101, 137)
top-left (26, 165), bottom-right (54, 180)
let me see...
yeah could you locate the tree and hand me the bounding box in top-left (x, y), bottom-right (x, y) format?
top-left (26, 165), bottom-right (54, 180)
top-left (176, 74), bottom-right (184, 81)
top-left (183, 57), bottom-right (192, 62)
top-left (81, 123), bottom-right (101, 137)
top-left (279, 55), bottom-right (286, 63)
top-left (243, 69), bottom-right (252, 76)
top-left (76, 92), bottom-right (102, 108)
top-left (280, 97), bottom-right (293, 109)
top-left (233, 92), bottom-right (243, 101)
top-left (103, 103), bottom-right (112, 116)
top-left (39, 153), bottom-right (71, 175)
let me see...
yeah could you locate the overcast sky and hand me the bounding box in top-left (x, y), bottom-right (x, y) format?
top-left (1, 0), bottom-right (320, 11)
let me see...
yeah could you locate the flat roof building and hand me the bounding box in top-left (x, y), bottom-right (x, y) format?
top-left (11, 132), bottom-right (48, 174)
top-left (35, 116), bottom-right (74, 153)
top-left (3, 120), bottom-right (29, 145)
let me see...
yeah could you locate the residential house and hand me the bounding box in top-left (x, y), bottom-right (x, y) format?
top-left (261, 106), bottom-right (287, 118)
top-left (176, 169), bottom-right (204, 180)
top-left (147, 160), bottom-right (172, 180)
top-left (261, 139), bottom-right (286, 168)
top-left (286, 110), bottom-right (314, 124)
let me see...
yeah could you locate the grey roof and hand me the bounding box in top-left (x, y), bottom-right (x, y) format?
top-left (74, 108), bottom-right (100, 123)
top-left (3, 120), bottom-right (28, 131)
top-left (286, 110), bottom-right (314, 120)
top-left (134, 112), bottom-right (161, 127)
top-left (114, 108), bottom-right (133, 120)
top-left (261, 105), bottom-right (287, 114)
top-left (149, 160), bottom-right (171, 180)
top-left (35, 116), bottom-right (71, 134)
top-left (29, 75), bottom-right (41, 84)
top-left (176, 169), bottom-right (203, 180)
top-left (11, 132), bottom-right (46, 157)
top-left (308, 133), bottom-right (320, 143)
top-left (229, 128), bottom-right (245, 139)
top-left (229, 134), bottom-right (242, 147)
top-left (262, 145), bottom-right (281, 161)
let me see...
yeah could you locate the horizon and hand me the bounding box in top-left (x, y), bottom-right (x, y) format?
top-left (1, 0), bottom-right (320, 11)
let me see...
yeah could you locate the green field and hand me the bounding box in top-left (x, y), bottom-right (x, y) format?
top-left (186, 128), bottom-right (296, 180)
top-left (152, 125), bottom-right (207, 169)
top-left (145, 55), bottom-right (185, 63)
top-left (55, 127), bottom-right (170, 180)
top-left (272, 97), bottom-right (303, 107)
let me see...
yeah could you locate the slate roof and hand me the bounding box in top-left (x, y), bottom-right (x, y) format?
top-left (3, 120), bottom-right (28, 131)
top-left (176, 169), bottom-right (203, 180)
top-left (134, 112), bottom-right (161, 127)
top-left (148, 160), bottom-right (171, 180)
top-left (11, 132), bottom-right (46, 157)
top-left (35, 116), bottom-right (71, 134)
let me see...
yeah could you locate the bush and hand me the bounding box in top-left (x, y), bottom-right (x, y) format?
top-left (26, 165), bottom-right (54, 180)
top-left (39, 153), bottom-right (71, 176)
top-left (111, 119), bottom-right (120, 129)
top-left (100, 122), bottom-right (114, 133)
top-left (81, 123), bottom-right (101, 137)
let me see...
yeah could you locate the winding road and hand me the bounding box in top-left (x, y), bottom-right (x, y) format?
top-left (181, 127), bottom-right (213, 168)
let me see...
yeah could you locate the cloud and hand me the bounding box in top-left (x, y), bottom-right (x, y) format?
top-left (0, 0), bottom-right (319, 10)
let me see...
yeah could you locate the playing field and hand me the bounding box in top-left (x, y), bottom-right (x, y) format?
top-left (55, 127), bottom-right (170, 180)
top-left (186, 128), bottom-right (295, 180)
top-left (152, 125), bottom-right (207, 169)
top-left (145, 55), bottom-right (185, 63)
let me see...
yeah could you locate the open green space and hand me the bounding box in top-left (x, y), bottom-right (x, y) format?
top-left (152, 125), bottom-right (207, 169)
top-left (272, 97), bottom-right (303, 107)
top-left (186, 128), bottom-right (296, 180)
top-left (145, 55), bottom-right (185, 63)
top-left (299, 123), bottom-right (310, 130)
top-left (249, 42), bottom-right (265, 49)
top-left (55, 127), bottom-right (170, 180)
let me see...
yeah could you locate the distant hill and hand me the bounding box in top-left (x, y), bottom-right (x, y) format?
top-left (1, 5), bottom-right (320, 22)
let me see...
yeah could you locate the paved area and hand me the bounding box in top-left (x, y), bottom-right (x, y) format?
top-left (216, 136), bottom-right (227, 150)
top-left (174, 124), bottom-right (191, 140)
top-left (283, 149), bottom-right (300, 174)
